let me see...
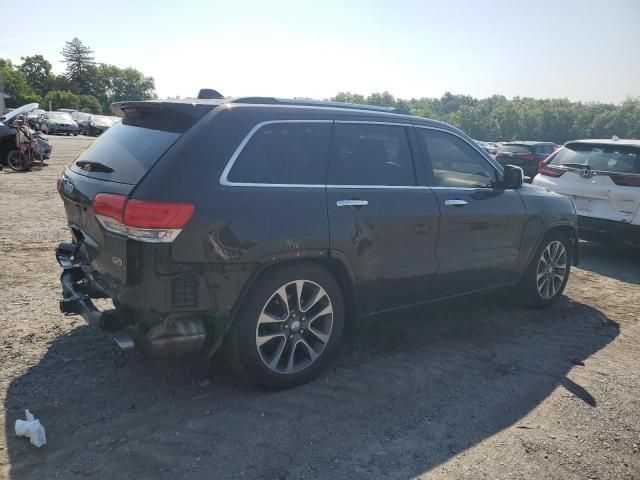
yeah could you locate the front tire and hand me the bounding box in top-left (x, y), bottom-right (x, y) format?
top-left (225, 263), bottom-right (345, 389)
top-left (520, 231), bottom-right (572, 308)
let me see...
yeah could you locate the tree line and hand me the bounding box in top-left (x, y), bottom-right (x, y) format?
top-left (1, 38), bottom-right (155, 114)
top-left (332, 92), bottom-right (640, 144)
top-left (2, 41), bottom-right (638, 142)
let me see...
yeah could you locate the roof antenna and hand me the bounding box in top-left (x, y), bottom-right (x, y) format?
top-left (197, 89), bottom-right (224, 99)
top-left (612, 135), bottom-right (619, 141)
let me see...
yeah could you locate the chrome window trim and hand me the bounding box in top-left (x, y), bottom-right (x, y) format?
top-left (219, 119), bottom-right (503, 189)
top-left (335, 120), bottom-right (414, 127)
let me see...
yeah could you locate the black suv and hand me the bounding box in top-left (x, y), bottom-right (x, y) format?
top-left (495, 141), bottom-right (557, 179)
top-left (56, 98), bottom-right (578, 388)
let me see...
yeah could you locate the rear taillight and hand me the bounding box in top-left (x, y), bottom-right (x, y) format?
top-left (93, 193), bottom-right (195, 243)
top-left (93, 193), bottom-right (126, 223)
top-left (124, 200), bottom-right (195, 229)
top-left (521, 154), bottom-right (535, 161)
top-left (538, 150), bottom-right (566, 178)
top-left (611, 175), bottom-right (640, 187)
top-left (495, 152), bottom-right (504, 159)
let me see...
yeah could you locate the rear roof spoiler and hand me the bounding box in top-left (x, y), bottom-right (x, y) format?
top-left (111, 100), bottom-right (222, 119)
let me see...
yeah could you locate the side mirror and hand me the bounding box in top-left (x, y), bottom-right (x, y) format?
top-left (502, 164), bottom-right (524, 189)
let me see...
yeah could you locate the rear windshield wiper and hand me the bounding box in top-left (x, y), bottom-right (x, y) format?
top-left (558, 162), bottom-right (588, 169)
top-left (75, 160), bottom-right (114, 173)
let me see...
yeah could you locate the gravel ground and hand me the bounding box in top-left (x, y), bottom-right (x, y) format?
top-left (1, 136), bottom-right (639, 479)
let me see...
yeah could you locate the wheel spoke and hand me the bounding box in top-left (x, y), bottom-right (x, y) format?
top-left (307, 327), bottom-right (330, 344)
top-left (267, 338), bottom-right (287, 369)
top-left (285, 341), bottom-right (298, 373)
top-left (258, 311), bottom-right (285, 325)
top-left (539, 252), bottom-right (549, 266)
top-left (275, 286), bottom-right (290, 318)
top-left (257, 332), bottom-right (285, 347)
top-left (306, 303), bottom-right (333, 324)
top-left (300, 287), bottom-right (323, 313)
top-left (300, 339), bottom-right (319, 361)
top-left (293, 280), bottom-right (305, 311)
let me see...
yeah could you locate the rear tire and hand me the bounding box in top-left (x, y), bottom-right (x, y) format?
top-left (225, 263), bottom-right (345, 389)
top-left (519, 231), bottom-right (572, 308)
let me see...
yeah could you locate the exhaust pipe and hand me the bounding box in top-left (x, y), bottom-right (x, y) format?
top-left (112, 332), bottom-right (135, 353)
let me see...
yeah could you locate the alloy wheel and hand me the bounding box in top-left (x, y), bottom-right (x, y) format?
top-left (255, 279), bottom-right (333, 374)
top-left (536, 240), bottom-right (567, 299)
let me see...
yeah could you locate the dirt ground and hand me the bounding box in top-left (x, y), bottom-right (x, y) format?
top-left (1, 136), bottom-right (639, 480)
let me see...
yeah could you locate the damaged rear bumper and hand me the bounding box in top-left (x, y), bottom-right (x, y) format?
top-left (56, 242), bottom-right (208, 356)
top-left (57, 242), bottom-right (136, 351)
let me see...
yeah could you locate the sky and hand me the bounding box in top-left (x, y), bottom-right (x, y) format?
top-left (1, 0), bottom-right (639, 103)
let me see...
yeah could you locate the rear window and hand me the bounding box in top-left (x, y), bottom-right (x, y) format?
top-left (71, 121), bottom-right (181, 185)
top-left (500, 144), bottom-right (533, 154)
top-left (551, 143), bottom-right (640, 174)
top-left (70, 103), bottom-right (212, 185)
top-left (227, 122), bottom-right (331, 185)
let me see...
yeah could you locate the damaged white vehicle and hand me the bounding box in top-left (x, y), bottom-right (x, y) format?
top-left (533, 138), bottom-right (640, 245)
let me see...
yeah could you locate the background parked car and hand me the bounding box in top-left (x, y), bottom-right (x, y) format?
top-left (495, 141), bottom-right (556, 179)
top-left (533, 138), bottom-right (640, 245)
top-left (37, 111), bottom-right (79, 135)
top-left (80, 114), bottom-right (120, 136)
top-left (73, 112), bottom-right (92, 133)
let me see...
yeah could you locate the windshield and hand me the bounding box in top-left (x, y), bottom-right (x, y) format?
top-left (92, 115), bottom-right (116, 125)
top-left (500, 144), bottom-right (533, 154)
top-left (551, 143), bottom-right (640, 174)
top-left (76, 113), bottom-right (91, 121)
top-left (48, 112), bottom-right (74, 121)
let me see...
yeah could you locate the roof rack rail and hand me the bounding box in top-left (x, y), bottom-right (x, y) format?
top-left (230, 97), bottom-right (411, 115)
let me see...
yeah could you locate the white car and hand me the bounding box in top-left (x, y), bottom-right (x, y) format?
top-left (533, 138), bottom-right (640, 245)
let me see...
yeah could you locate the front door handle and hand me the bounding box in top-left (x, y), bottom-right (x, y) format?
top-left (444, 199), bottom-right (468, 207)
top-left (336, 199), bottom-right (368, 208)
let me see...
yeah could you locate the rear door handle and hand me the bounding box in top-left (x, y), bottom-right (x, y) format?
top-left (444, 199), bottom-right (468, 207)
top-left (336, 199), bottom-right (368, 208)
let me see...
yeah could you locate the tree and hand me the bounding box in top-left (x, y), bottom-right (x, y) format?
top-left (77, 95), bottom-right (102, 114)
top-left (43, 90), bottom-right (79, 111)
top-left (61, 38), bottom-right (97, 95)
top-left (0, 58), bottom-right (41, 108)
top-left (95, 64), bottom-right (155, 112)
top-left (18, 55), bottom-right (52, 97)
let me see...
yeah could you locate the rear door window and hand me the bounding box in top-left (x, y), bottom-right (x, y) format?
top-left (329, 123), bottom-right (416, 186)
top-left (551, 144), bottom-right (640, 174)
top-left (418, 129), bottom-right (497, 188)
top-left (227, 122), bottom-right (332, 185)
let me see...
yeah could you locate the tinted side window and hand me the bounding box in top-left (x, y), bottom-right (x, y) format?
top-left (419, 129), bottom-right (496, 188)
top-left (329, 123), bottom-right (416, 186)
top-left (228, 123), bottom-right (331, 184)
